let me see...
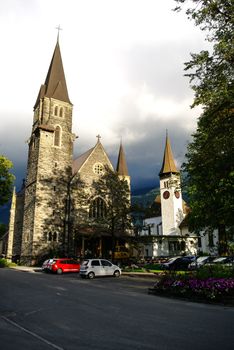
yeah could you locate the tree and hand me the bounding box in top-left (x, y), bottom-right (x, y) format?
top-left (174, 0), bottom-right (234, 107)
top-left (0, 155), bottom-right (15, 206)
top-left (92, 166), bottom-right (132, 260)
top-left (174, 0), bottom-right (234, 254)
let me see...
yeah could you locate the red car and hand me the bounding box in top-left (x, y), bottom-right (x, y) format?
top-left (48, 258), bottom-right (80, 274)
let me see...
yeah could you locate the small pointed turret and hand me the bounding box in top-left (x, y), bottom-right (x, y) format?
top-left (159, 133), bottom-right (178, 176)
top-left (34, 40), bottom-right (71, 109)
top-left (116, 142), bottom-right (129, 176)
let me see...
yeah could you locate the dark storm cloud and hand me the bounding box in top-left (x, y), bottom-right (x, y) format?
top-left (105, 112), bottom-right (194, 191)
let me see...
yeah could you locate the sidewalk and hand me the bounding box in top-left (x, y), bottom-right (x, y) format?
top-left (9, 266), bottom-right (42, 273)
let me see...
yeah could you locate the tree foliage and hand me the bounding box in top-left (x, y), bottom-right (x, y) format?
top-left (0, 155), bottom-right (15, 206)
top-left (174, 0), bottom-right (234, 252)
top-left (183, 97), bottom-right (234, 231)
top-left (92, 166), bottom-right (132, 257)
top-left (174, 0), bottom-right (234, 107)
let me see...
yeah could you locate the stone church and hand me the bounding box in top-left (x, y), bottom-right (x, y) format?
top-left (3, 38), bottom-right (214, 264)
top-left (5, 39), bottom-right (130, 265)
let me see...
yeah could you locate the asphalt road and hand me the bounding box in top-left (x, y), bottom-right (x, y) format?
top-left (0, 268), bottom-right (234, 350)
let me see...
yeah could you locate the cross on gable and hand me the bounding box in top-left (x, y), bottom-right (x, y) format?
top-left (96, 134), bottom-right (101, 142)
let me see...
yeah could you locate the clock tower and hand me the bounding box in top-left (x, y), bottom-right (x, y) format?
top-left (159, 134), bottom-right (184, 235)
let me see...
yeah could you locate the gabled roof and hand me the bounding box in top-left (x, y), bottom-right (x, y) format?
top-left (116, 142), bottom-right (129, 176)
top-left (34, 40), bottom-right (71, 109)
top-left (159, 134), bottom-right (179, 176)
top-left (72, 147), bottom-right (94, 175)
top-left (72, 140), bottom-right (113, 175)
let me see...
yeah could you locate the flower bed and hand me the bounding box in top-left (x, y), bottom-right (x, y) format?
top-left (149, 273), bottom-right (234, 305)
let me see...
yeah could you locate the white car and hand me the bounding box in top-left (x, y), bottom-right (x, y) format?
top-left (80, 259), bottom-right (121, 279)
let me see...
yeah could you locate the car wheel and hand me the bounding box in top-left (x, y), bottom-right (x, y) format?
top-left (114, 270), bottom-right (120, 277)
top-left (57, 268), bottom-right (63, 275)
top-left (88, 272), bottom-right (95, 279)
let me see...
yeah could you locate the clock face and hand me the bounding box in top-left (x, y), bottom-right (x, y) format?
top-left (174, 191), bottom-right (180, 199)
top-left (163, 190), bottom-right (170, 199)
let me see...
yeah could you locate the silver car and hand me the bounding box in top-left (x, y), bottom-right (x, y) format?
top-left (80, 259), bottom-right (121, 279)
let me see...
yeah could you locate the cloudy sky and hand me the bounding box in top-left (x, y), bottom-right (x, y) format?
top-left (0, 0), bottom-right (208, 192)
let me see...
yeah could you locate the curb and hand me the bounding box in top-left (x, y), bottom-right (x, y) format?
top-left (122, 272), bottom-right (158, 279)
top-left (9, 266), bottom-right (42, 273)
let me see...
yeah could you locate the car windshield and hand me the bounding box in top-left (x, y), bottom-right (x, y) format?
top-left (168, 257), bottom-right (179, 263)
top-left (197, 257), bottom-right (208, 262)
top-left (214, 257), bottom-right (226, 262)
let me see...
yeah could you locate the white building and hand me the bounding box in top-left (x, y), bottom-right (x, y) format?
top-left (138, 135), bottom-right (218, 258)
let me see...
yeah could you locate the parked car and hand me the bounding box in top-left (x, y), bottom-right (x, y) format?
top-left (160, 256), bottom-right (192, 271)
top-left (210, 256), bottom-right (234, 266)
top-left (80, 259), bottom-right (121, 279)
top-left (46, 258), bottom-right (80, 274)
top-left (189, 256), bottom-right (215, 269)
top-left (42, 259), bottom-right (54, 272)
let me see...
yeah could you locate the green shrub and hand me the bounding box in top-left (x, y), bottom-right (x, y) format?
top-left (0, 258), bottom-right (9, 268)
top-left (196, 265), bottom-right (234, 279)
top-left (144, 263), bottom-right (162, 270)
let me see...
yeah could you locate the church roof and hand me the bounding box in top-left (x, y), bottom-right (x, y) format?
top-left (116, 143), bottom-right (129, 176)
top-left (72, 147), bottom-right (94, 175)
top-left (34, 40), bottom-right (71, 109)
top-left (72, 138), bottom-right (114, 175)
top-left (159, 134), bottom-right (179, 176)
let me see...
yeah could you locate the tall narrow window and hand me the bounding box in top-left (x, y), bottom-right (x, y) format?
top-left (89, 197), bottom-right (107, 219)
top-left (54, 126), bottom-right (61, 146)
top-left (54, 106), bottom-right (58, 116)
top-left (59, 107), bottom-right (64, 118)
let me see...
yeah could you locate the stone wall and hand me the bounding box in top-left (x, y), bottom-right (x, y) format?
top-left (20, 97), bottom-right (73, 264)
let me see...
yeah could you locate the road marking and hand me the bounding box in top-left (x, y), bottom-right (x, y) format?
top-left (2, 316), bottom-right (64, 350)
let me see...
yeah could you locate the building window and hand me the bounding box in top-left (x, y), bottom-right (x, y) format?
top-left (93, 163), bottom-right (104, 175)
top-left (164, 181), bottom-right (169, 188)
top-left (53, 232), bottom-right (57, 241)
top-left (59, 107), bottom-right (64, 118)
top-left (54, 106), bottom-right (58, 116)
top-left (48, 232), bottom-right (52, 241)
top-left (89, 197), bottom-right (107, 219)
top-left (54, 126), bottom-right (61, 146)
top-left (208, 232), bottom-right (214, 247)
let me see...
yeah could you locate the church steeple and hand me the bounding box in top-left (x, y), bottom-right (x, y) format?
top-left (116, 142), bottom-right (129, 176)
top-left (159, 133), bottom-right (178, 176)
top-left (34, 40), bottom-right (71, 109)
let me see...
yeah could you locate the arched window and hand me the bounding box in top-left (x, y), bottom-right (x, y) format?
top-left (53, 232), bottom-right (57, 241)
top-left (59, 107), bottom-right (64, 118)
top-left (48, 232), bottom-right (52, 241)
top-left (54, 106), bottom-right (58, 116)
top-left (54, 126), bottom-right (61, 146)
top-left (89, 197), bottom-right (107, 219)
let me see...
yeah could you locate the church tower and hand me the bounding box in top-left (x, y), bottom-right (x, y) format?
top-left (159, 134), bottom-right (184, 235)
top-left (116, 142), bottom-right (130, 184)
top-left (21, 39), bottom-right (73, 264)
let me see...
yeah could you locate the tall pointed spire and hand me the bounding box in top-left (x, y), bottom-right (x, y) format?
top-left (159, 133), bottom-right (178, 176)
top-left (116, 142), bottom-right (129, 176)
top-left (34, 40), bottom-right (71, 108)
